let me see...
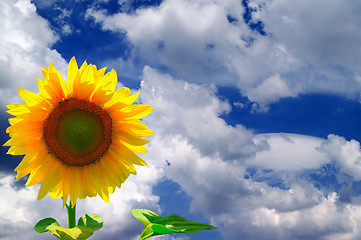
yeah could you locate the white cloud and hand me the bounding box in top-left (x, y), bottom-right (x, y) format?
top-left (250, 133), bottom-right (329, 171)
top-left (255, 0), bottom-right (361, 72)
top-left (86, 0), bottom-right (250, 85)
top-left (140, 66), bottom-right (258, 161)
top-left (148, 134), bottom-right (361, 239)
top-left (145, 133), bottom-right (361, 240)
top-left (252, 0), bottom-right (361, 98)
top-left (85, 0), bottom-right (361, 107)
top-left (320, 134), bottom-right (361, 181)
top-left (0, 174), bottom-right (63, 240)
top-left (137, 66), bottom-right (361, 239)
top-left (55, 7), bottom-right (74, 35)
top-left (219, 191), bottom-right (361, 240)
top-left (246, 74), bottom-right (298, 104)
top-left (0, 0), bottom-right (67, 107)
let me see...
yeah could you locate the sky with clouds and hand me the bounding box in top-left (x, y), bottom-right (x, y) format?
top-left (1, 0), bottom-right (361, 239)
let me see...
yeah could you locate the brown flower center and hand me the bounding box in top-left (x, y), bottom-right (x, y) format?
top-left (43, 98), bottom-right (112, 166)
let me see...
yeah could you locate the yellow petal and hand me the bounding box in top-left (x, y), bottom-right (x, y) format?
top-left (41, 66), bottom-right (50, 82)
top-left (7, 145), bottom-right (26, 155)
top-left (82, 166), bottom-right (97, 197)
top-left (75, 168), bottom-right (88, 199)
top-left (48, 181), bottom-right (63, 199)
top-left (8, 117), bottom-right (22, 125)
top-left (96, 67), bottom-right (107, 79)
top-left (91, 88), bottom-right (114, 106)
top-left (41, 62), bottom-right (69, 103)
top-left (67, 57), bottom-right (79, 95)
top-left (102, 152), bottom-right (130, 183)
top-left (14, 144), bottom-right (43, 172)
top-left (73, 64), bottom-right (96, 100)
top-left (25, 168), bottom-right (45, 186)
top-left (102, 68), bottom-right (117, 92)
top-left (104, 87), bottom-right (131, 107)
top-left (70, 169), bottom-right (79, 206)
top-left (121, 141), bottom-right (148, 153)
top-left (98, 158), bottom-right (118, 189)
top-left (123, 90), bottom-right (140, 105)
top-left (36, 77), bottom-right (51, 100)
top-left (37, 160), bottom-right (64, 200)
top-left (17, 146), bottom-right (48, 178)
top-left (104, 101), bottom-right (127, 113)
top-left (112, 104), bottom-right (154, 120)
top-left (6, 119), bottom-right (42, 137)
top-left (7, 131), bottom-right (42, 146)
top-left (18, 88), bottom-right (44, 107)
top-left (114, 120), bottom-right (155, 137)
top-left (91, 165), bottom-right (109, 202)
top-left (109, 142), bottom-right (147, 166)
top-left (62, 167), bottom-right (73, 207)
top-left (6, 103), bottom-right (29, 116)
top-left (114, 130), bottom-right (149, 146)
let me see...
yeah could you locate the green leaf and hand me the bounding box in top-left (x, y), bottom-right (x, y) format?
top-left (34, 218), bottom-right (61, 233)
top-left (132, 209), bottom-right (217, 240)
top-left (34, 214), bottom-right (103, 240)
top-left (132, 209), bottom-right (153, 227)
top-left (77, 213), bottom-right (103, 230)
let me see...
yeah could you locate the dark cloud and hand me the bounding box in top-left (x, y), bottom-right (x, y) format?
top-left (338, 184), bottom-right (353, 204)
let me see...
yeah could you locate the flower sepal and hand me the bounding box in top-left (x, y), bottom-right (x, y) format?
top-left (34, 213), bottom-right (103, 240)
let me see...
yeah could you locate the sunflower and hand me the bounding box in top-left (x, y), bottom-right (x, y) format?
top-left (4, 57), bottom-right (154, 207)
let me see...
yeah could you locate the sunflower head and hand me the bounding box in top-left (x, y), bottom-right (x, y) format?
top-left (4, 57), bottom-right (154, 207)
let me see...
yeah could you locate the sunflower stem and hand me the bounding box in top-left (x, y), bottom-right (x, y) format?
top-left (66, 203), bottom-right (76, 228)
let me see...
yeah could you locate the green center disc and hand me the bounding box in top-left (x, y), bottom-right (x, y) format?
top-left (56, 110), bottom-right (104, 156)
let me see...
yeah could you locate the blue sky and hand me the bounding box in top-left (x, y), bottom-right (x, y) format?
top-left (1, 0), bottom-right (361, 239)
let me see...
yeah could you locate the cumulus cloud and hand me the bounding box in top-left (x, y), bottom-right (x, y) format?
top-left (320, 134), bottom-right (361, 181)
top-left (138, 66), bottom-right (361, 239)
top-left (146, 133), bottom-right (361, 239)
top-left (140, 66), bottom-right (258, 161)
top-left (252, 0), bottom-right (361, 99)
top-left (145, 132), bottom-right (361, 240)
top-left (0, 174), bottom-right (62, 240)
top-left (219, 191), bottom-right (361, 240)
top-left (0, 0), bottom-right (67, 107)
top-left (250, 133), bottom-right (329, 171)
top-left (246, 74), bottom-right (298, 111)
top-left (85, 0), bottom-right (361, 107)
top-left (254, 0), bottom-right (361, 72)
top-left (85, 0), bottom-right (251, 84)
